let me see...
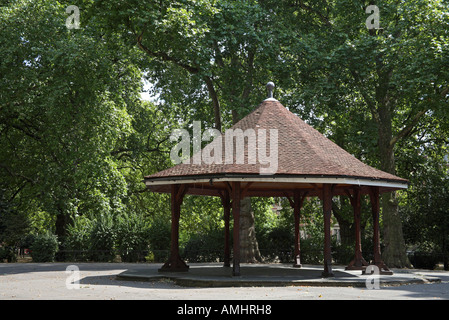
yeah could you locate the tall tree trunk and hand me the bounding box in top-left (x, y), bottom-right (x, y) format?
top-left (204, 76), bottom-right (222, 132)
top-left (378, 108), bottom-right (412, 268)
top-left (232, 101), bottom-right (261, 263)
top-left (331, 198), bottom-right (354, 247)
top-left (239, 197), bottom-right (262, 263)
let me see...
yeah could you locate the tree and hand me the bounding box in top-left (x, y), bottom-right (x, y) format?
top-left (0, 190), bottom-right (30, 247)
top-left (3, 0), bottom-right (447, 268)
top-left (0, 0), bottom-right (142, 238)
top-left (89, 0), bottom-right (290, 262)
top-left (279, 0), bottom-right (449, 267)
top-left (398, 110), bottom-right (449, 269)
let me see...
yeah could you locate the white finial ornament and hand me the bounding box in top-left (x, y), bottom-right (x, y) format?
top-left (265, 82), bottom-right (277, 101)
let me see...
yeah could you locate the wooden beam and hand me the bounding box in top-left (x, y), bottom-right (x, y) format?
top-left (224, 181), bottom-right (232, 195)
top-left (240, 182), bottom-right (254, 199)
top-left (176, 184), bottom-right (188, 201)
top-left (284, 192), bottom-right (295, 208)
top-left (299, 191), bottom-right (308, 208)
top-left (310, 183), bottom-right (321, 199)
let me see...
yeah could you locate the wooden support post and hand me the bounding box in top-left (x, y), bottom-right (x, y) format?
top-left (159, 184), bottom-right (189, 272)
top-left (287, 190), bottom-right (307, 268)
top-left (293, 191), bottom-right (302, 268)
top-left (370, 186), bottom-right (382, 265)
top-left (346, 187), bottom-right (369, 270)
top-left (368, 187), bottom-right (393, 275)
top-left (232, 181), bottom-right (241, 276)
top-left (222, 190), bottom-right (231, 267)
top-left (322, 184), bottom-right (334, 277)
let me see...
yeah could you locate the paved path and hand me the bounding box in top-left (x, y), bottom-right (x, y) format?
top-left (1, 262), bottom-right (448, 300)
top-left (118, 263), bottom-right (442, 287)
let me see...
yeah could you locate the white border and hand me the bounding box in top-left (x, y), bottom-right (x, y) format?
top-left (145, 176), bottom-right (408, 189)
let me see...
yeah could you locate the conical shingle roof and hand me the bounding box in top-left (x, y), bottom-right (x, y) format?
top-left (145, 98), bottom-right (408, 197)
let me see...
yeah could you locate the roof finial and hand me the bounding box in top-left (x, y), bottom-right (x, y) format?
top-left (265, 82), bottom-right (277, 101)
top-left (266, 82), bottom-right (275, 99)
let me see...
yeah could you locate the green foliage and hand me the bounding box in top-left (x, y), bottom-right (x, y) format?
top-left (257, 225), bottom-right (294, 263)
top-left (65, 216), bottom-right (92, 261)
top-left (147, 218), bottom-right (171, 262)
top-left (0, 190), bottom-right (31, 246)
top-left (183, 228), bottom-right (225, 262)
top-left (0, 247), bottom-right (17, 263)
top-left (180, 196), bottom-right (224, 240)
top-left (88, 215), bottom-right (116, 262)
top-left (1, 0), bottom-right (448, 266)
top-left (331, 242), bottom-right (353, 265)
top-left (0, 247), bottom-right (6, 262)
top-left (408, 252), bottom-right (440, 270)
top-left (0, 0), bottom-right (141, 238)
top-left (299, 239), bottom-right (323, 265)
top-left (19, 234), bottom-right (36, 250)
top-left (297, 198), bottom-right (325, 264)
top-left (30, 232), bottom-right (59, 262)
top-left (401, 166), bottom-right (449, 259)
top-left (115, 212), bottom-right (150, 262)
top-left (64, 212), bottom-right (153, 262)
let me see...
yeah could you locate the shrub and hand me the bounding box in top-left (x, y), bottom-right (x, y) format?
top-left (268, 226), bottom-right (295, 263)
top-left (65, 217), bottom-right (92, 261)
top-left (408, 252), bottom-right (439, 270)
top-left (148, 219), bottom-right (171, 262)
top-left (30, 232), bottom-right (59, 262)
top-left (89, 215), bottom-right (116, 262)
top-left (257, 225), bottom-right (294, 263)
top-left (116, 213), bottom-right (150, 262)
top-left (19, 234), bottom-right (36, 252)
top-left (0, 247), bottom-right (15, 262)
top-left (183, 228), bottom-right (225, 262)
top-left (300, 238), bottom-right (324, 264)
top-left (331, 241), bottom-right (353, 265)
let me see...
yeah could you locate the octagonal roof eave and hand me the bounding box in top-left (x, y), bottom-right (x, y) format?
top-left (145, 173), bottom-right (408, 188)
top-left (144, 172), bottom-right (408, 197)
top-left (144, 94), bottom-right (408, 196)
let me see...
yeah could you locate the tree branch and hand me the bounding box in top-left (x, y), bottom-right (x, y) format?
top-left (0, 163), bottom-right (35, 184)
top-left (389, 84), bottom-right (447, 147)
top-left (204, 76), bottom-right (222, 132)
top-left (146, 135), bottom-right (170, 153)
top-left (10, 123), bottom-right (41, 141)
top-left (297, 1), bottom-right (333, 28)
top-left (390, 109), bottom-right (427, 147)
top-left (440, 85), bottom-right (449, 98)
top-left (350, 70), bottom-right (380, 124)
top-left (241, 48), bottom-right (255, 103)
top-left (136, 33), bottom-right (200, 74)
top-left (135, 20), bottom-right (222, 133)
